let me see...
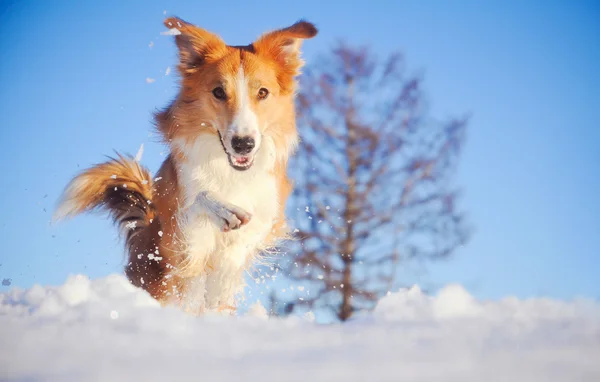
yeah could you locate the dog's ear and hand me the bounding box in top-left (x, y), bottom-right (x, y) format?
top-left (253, 20), bottom-right (318, 93)
top-left (164, 17), bottom-right (227, 75)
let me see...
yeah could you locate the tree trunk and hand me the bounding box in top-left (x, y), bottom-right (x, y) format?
top-left (339, 76), bottom-right (357, 321)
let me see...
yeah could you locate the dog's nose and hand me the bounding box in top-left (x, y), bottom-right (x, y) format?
top-left (231, 136), bottom-right (255, 155)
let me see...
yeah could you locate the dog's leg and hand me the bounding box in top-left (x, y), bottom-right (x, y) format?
top-left (174, 191), bottom-right (252, 311)
top-left (178, 246), bottom-right (247, 314)
top-left (203, 244), bottom-right (249, 312)
top-left (194, 191), bottom-right (252, 232)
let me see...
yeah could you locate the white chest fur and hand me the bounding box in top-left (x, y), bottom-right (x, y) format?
top-left (172, 133), bottom-right (279, 313)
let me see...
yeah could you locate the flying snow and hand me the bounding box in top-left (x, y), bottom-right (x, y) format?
top-left (124, 221), bottom-right (137, 230)
top-left (134, 144), bottom-right (144, 162)
top-left (161, 28), bottom-right (181, 36)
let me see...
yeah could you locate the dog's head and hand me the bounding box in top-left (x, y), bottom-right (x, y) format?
top-left (159, 17), bottom-right (317, 171)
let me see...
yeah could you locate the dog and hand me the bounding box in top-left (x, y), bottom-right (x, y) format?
top-left (55, 17), bottom-right (317, 314)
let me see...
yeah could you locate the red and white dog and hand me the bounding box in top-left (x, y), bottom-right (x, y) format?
top-left (56, 17), bottom-right (317, 314)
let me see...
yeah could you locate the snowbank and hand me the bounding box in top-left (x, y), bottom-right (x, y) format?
top-left (1, 275), bottom-right (599, 381)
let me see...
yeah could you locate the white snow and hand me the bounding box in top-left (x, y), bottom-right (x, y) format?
top-left (161, 28), bottom-right (181, 36)
top-left (145, 77), bottom-right (156, 84)
top-left (1, 275), bottom-right (599, 381)
top-left (134, 143), bottom-right (144, 162)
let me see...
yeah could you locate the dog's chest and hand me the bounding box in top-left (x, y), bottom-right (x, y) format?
top-left (178, 155), bottom-right (279, 248)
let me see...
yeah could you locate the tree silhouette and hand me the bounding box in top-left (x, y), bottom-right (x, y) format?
top-left (272, 43), bottom-right (470, 321)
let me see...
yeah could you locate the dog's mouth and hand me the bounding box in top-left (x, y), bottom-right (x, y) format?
top-left (228, 154), bottom-right (254, 171)
top-left (217, 131), bottom-right (255, 171)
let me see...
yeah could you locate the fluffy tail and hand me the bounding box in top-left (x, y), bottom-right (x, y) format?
top-left (54, 154), bottom-right (155, 243)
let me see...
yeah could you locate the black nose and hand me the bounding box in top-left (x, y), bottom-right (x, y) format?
top-left (231, 136), bottom-right (255, 155)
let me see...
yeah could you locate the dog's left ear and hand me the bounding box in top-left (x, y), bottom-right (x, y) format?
top-left (253, 20), bottom-right (318, 93)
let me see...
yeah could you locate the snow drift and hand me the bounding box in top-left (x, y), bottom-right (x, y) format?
top-left (1, 274), bottom-right (599, 381)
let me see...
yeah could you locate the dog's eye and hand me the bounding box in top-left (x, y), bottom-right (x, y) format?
top-left (257, 88), bottom-right (269, 100)
top-left (212, 87), bottom-right (227, 100)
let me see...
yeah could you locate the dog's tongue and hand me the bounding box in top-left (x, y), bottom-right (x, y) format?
top-left (234, 156), bottom-right (249, 165)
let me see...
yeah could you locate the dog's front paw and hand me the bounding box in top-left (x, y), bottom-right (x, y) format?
top-left (213, 202), bottom-right (252, 232)
top-left (195, 192), bottom-right (252, 232)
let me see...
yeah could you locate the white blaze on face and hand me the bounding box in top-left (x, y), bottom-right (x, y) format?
top-left (225, 66), bottom-right (261, 156)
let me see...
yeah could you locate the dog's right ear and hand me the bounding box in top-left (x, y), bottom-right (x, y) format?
top-left (164, 17), bottom-right (227, 74)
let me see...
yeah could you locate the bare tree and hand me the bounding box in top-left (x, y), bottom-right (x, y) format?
top-left (272, 43), bottom-right (470, 321)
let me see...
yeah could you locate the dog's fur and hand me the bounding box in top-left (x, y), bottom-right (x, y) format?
top-left (55, 17), bottom-right (317, 314)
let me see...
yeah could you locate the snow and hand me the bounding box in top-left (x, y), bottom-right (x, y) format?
top-left (1, 275), bottom-right (599, 382)
top-left (134, 143), bottom-right (144, 162)
top-left (161, 28), bottom-right (181, 36)
top-left (145, 77), bottom-right (156, 84)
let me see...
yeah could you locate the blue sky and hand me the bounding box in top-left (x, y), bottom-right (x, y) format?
top-left (0, 0), bottom-right (598, 302)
